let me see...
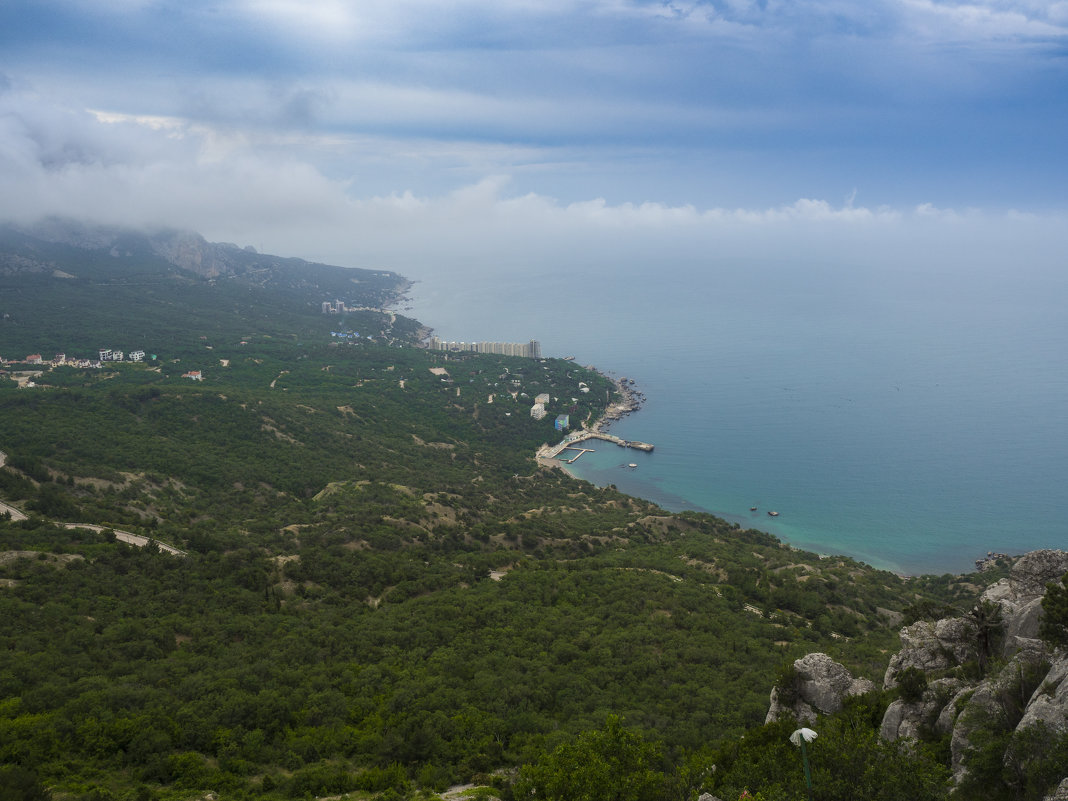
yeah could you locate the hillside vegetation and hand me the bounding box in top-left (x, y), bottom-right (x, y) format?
top-left (0, 224), bottom-right (999, 801)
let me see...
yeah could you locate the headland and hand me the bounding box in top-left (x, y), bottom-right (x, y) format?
top-left (537, 375), bottom-right (652, 465)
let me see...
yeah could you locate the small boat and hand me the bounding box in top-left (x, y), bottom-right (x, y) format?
top-left (628, 463), bottom-right (638, 469)
top-left (750, 506), bottom-right (758, 512)
top-left (767, 511), bottom-right (779, 517)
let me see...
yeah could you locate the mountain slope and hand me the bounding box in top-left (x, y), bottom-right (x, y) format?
top-left (0, 222), bottom-right (988, 801)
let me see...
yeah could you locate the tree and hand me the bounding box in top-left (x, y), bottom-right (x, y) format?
top-left (1039, 572), bottom-right (1068, 649)
top-left (969, 600), bottom-right (1004, 675)
top-left (0, 765), bottom-right (51, 801)
top-left (896, 666), bottom-right (928, 704)
top-left (514, 716), bottom-right (668, 801)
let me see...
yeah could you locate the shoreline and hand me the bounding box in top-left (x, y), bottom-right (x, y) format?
top-left (403, 307), bottom-right (1008, 579)
top-left (544, 375), bottom-right (1002, 579)
top-left (535, 372), bottom-right (645, 473)
top-left (537, 373), bottom-right (652, 466)
top-left (590, 374), bottom-right (646, 434)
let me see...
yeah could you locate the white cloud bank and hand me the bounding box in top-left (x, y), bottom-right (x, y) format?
top-left (1, 84), bottom-right (1065, 285)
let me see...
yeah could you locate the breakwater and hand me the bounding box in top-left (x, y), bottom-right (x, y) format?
top-left (537, 375), bottom-right (653, 464)
top-left (538, 430), bottom-right (654, 462)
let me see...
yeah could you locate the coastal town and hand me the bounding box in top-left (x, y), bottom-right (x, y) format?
top-left (6, 348), bottom-right (148, 370)
top-left (0, 349), bottom-right (140, 387)
top-left (0, 349), bottom-right (208, 387)
top-left (537, 375), bottom-right (653, 465)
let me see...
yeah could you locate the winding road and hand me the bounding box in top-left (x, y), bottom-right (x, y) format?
top-left (0, 450), bottom-right (186, 556)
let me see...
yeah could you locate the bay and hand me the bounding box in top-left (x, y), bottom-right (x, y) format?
top-left (403, 257), bottom-right (1068, 576)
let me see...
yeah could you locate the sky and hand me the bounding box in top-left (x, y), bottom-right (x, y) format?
top-left (1, 0), bottom-right (1066, 273)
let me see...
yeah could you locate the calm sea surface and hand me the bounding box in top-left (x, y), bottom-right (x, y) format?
top-left (403, 257), bottom-right (1068, 576)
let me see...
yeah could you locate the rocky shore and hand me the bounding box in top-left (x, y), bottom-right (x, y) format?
top-left (592, 375), bottom-right (646, 432)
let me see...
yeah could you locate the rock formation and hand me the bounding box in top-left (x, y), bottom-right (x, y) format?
top-left (883, 617), bottom-right (975, 686)
top-left (880, 550), bottom-right (1068, 788)
top-left (982, 549), bottom-right (1068, 657)
top-left (766, 652), bottom-right (875, 725)
top-left (769, 550), bottom-right (1068, 796)
top-left (1046, 777), bottom-right (1068, 801)
top-left (879, 676), bottom-right (963, 742)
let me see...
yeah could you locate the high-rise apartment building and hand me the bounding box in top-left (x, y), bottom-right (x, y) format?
top-left (426, 338), bottom-right (542, 358)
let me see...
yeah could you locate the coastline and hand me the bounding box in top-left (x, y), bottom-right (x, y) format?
top-left (591, 374), bottom-right (646, 433)
top-left (541, 374), bottom-right (968, 579)
top-left (401, 263), bottom-right (1067, 579)
top-left (537, 373), bottom-right (651, 463)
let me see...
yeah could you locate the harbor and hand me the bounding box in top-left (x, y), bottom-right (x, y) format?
top-left (538, 430), bottom-right (654, 463)
top-left (536, 374), bottom-right (653, 465)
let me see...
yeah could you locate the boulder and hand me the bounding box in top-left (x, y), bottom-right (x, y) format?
top-left (935, 684), bottom-right (974, 737)
top-left (1000, 550), bottom-right (1068, 600)
top-left (766, 652), bottom-right (875, 724)
top-left (884, 618), bottom-right (975, 688)
top-left (880, 677), bottom-right (963, 741)
top-left (950, 679), bottom-right (1001, 780)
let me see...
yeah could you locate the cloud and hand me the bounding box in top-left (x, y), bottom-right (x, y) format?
top-left (0, 87), bottom-right (1061, 240)
top-left (1, 66), bottom-right (1066, 296)
top-left (5, 0), bottom-right (1065, 217)
top-left (896, 0), bottom-right (1068, 41)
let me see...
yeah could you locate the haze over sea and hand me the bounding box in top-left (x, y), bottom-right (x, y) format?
top-left (406, 251), bottom-right (1068, 577)
top-left (5, 0), bottom-right (1068, 577)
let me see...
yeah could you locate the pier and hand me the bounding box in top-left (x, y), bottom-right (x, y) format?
top-left (560, 446), bottom-right (596, 463)
top-left (539, 430), bottom-right (655, 461)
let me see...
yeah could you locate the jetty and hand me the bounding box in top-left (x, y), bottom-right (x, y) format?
top-left (538, 430), bottom-right (654, 462)
top-left (560, 446), bottom-right (596, 463)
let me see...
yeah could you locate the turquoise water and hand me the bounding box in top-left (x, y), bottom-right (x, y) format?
top-left (405, 257), bottom-right (1068, 575)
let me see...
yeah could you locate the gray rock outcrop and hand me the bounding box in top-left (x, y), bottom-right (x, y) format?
top-left (1045, 777), bottom-right (1068, 801)
top-left (1018, 652), bottom-right (1068, 733)
top-left (885, 550), bottom-right (1068, 690)
top-left (948, 648), bottom-right (1052, 779)
top-left (766, 652), bottom-right (875, 724)
top-left (880, 677), bottom-right (963, 741)
top-left (765, 552), bottom-right (1068, 796)
top-left (884, 617), bottom-right (975, 688)
top-left (877, 550), bottom-right (1068, 790)
top-left (981, 550), bottom-right (1068, 657)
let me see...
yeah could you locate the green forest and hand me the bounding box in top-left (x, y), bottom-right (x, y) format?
top-left (0, 226), bottom-right (1052, 801)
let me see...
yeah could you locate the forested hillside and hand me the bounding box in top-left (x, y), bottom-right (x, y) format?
top-left (0, 225), bottom-right (997, 801)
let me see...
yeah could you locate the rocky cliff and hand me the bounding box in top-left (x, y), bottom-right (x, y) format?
top-left (880, 551), bottom-right (1068, 774)
top-left (768, 550), bottom-right (1068, 799)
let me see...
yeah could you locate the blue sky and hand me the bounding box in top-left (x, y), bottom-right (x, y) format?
top-left (1, 0), bottom-right (1066, 270)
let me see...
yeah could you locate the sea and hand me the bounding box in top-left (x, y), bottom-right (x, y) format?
top-left (401, 253), bottom-right (1068, 576)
